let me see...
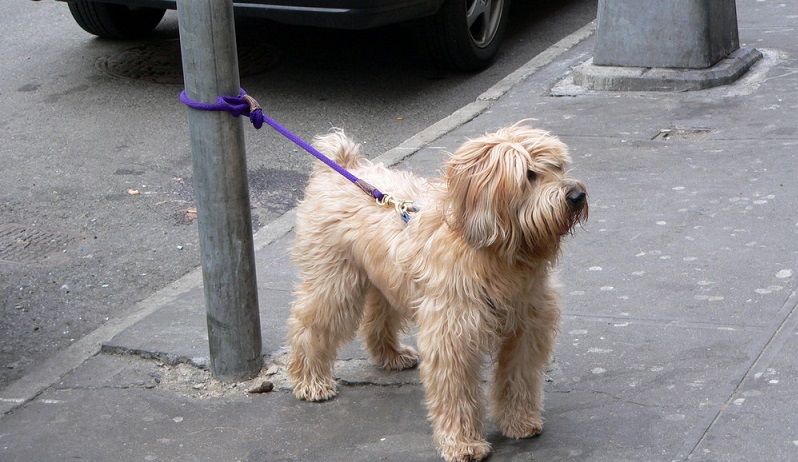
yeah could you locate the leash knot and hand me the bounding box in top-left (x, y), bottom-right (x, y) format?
top-left (218, 94), bottom-right (249, 117)
top-left (180, 89), bottom-right (264, 129)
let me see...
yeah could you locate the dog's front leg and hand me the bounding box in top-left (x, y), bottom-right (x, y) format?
top-left (489, 301), bottom-right (559, 439)
top-left (417, 308), bottom-right (490, 462)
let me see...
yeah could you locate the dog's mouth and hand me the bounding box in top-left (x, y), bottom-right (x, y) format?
top-left (560, 209), bottom-right (588, 236)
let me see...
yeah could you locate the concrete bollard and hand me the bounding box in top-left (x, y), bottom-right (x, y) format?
top-left (573, 0), bottom-right (762, 91)
top-left (593, 0), bottom-right (740, 69)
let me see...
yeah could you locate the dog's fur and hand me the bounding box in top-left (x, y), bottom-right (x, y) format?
top-left (287, 122), bottom-right (587, 462)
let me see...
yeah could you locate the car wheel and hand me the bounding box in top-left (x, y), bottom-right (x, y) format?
top-left (68, 1), bottom-right (166, 39)
top-left (419, 0), bottom-right (511, 71)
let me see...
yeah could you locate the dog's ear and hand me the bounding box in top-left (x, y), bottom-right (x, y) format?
top-left (443, 138), bottom-right (527, 249)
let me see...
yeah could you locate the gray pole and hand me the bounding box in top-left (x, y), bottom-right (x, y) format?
top-left (176, 0), bottom-right (263, 381)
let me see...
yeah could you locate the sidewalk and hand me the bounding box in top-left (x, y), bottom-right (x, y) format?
top-left (3, 1), bottom-right (798, 460)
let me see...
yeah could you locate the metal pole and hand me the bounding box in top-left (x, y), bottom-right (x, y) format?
top-left (176, 0), bottom-right (263, 381)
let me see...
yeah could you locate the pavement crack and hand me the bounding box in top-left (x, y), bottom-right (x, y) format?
top-left (100, 344), bottom-right (208, 369)
top-left (672, 290), bottom-right (798, 461)
top-left (55, 383), bottom-right (158, 392)
top-left (337, 378), bottom-right (419, 388)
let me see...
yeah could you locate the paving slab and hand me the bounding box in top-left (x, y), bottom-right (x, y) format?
top-left (0, 354), bottom-right (438, 462)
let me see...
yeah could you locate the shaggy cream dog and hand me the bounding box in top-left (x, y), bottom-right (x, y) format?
top-left (287, 122), bottom-right (587, 462)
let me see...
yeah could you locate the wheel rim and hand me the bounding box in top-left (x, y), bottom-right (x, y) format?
top-left (465, 0), bottom-right (504, 49)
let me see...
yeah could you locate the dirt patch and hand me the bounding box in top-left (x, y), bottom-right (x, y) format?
top-left (155, 354), bottom-right (293, 399)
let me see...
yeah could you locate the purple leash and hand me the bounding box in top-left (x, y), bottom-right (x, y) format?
top-left (179, 89), bottom-right (390, 205)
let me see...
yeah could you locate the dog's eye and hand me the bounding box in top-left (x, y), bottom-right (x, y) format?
top-left (527, 170), bottom-right (537, 182)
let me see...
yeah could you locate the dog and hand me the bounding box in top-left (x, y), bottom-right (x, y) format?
top-left (286, 122), bottom-right (587, 462)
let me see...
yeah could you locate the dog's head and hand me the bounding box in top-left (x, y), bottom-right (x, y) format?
top-left (443, 122), bottom-right (587, 260)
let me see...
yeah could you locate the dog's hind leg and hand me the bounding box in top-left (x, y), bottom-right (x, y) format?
top-left (287, 274), bottom-right (366, 402)
top-left (360, 287), bottom-right (419, 371)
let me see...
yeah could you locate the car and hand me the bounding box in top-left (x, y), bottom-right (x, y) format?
top-left (62, 0), bottom-right (511, 71)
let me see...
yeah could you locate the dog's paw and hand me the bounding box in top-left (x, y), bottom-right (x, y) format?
top-left (439, 439), bottom-right (491, 462)
top-left (497, 415), bottom-right (543, 439)
top-left (378, 344), bottom-right (420, 371)
top-left (292, 378), bottom-right (338, 402)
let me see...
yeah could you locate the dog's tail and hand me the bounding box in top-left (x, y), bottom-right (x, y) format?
top-left (310, 129), bottom-right (365, 173)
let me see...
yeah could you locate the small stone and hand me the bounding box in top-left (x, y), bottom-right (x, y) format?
top-left (248, 381), bottom-right (274, 394)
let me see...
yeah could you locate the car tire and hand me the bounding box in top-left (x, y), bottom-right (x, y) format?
top-left (419, 0), bottom-right (511, 71)
top-left (67, 1), bottom-right (166, 39)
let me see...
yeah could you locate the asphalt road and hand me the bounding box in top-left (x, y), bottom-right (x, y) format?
top-left (0, 0), bottom-right (597, 389)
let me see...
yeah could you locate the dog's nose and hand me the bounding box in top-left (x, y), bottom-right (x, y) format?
top-left (567, 187), bottom-right (586, 209)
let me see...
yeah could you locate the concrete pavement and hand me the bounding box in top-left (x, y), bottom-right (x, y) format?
top-left (3, 1), bottom-right (798, 460)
